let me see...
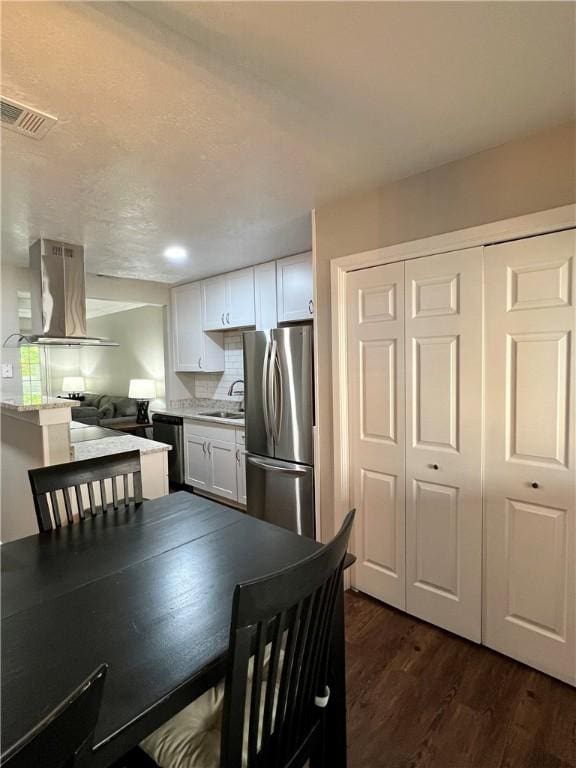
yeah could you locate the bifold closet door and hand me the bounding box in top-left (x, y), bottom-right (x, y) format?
top-left (484, 230), bottom-right (575, 683)
top-left (404, 248), bottom-right (483, 642)
top-left (347, 262), bottom-right (406, 609)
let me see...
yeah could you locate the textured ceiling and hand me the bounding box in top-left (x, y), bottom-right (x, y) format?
top-left (1, 1), bottom-right (574, 283)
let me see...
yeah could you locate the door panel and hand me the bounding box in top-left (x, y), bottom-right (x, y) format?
top-left (413, 480), bottom-right (459, 598)
top-left (276, 252), bottom-right (313, 323)
top-left (485, 229), bottom-right (575, 683)
top-left (236, 448), bottom-right (247, 505)
top-left (208, 440), bottom-right (237, 500)
top-left (405, 248), bottom-right (483, 641)
top-left (202, 276), bottom-right (227, 330)
top-left (184, 434), bottom-right (210, 490)
top-left (412, 335), bottom-right (459, 451)
top-left (347, 262), bottom-right (405, 609)
top-left (226, 268), bottom-right (255, 328)
top-left (507, 332), bottom-right (569, 466)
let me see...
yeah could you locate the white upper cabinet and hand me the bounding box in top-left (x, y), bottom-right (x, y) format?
top-left (171, 283), bottom-right (224, 373)
top-left (202, 276), bottom-right (227, 330)
top-left (202, 268), bottom-right (255, 330)
top-left (276, 252), bottom-right (314, 323)
top-left (254, 261), bottom-right (277, 330)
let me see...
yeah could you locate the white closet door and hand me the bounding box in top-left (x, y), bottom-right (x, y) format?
top-left (405, 248), bottom-right (483, 641)
top-left (347, 262), bottom-right (406, 609)
top-left (484, 229), bottom-right (575, 683)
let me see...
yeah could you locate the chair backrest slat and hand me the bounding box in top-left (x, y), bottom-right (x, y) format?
top-left (62, 487), bottom-right (74, 525)
top-left (111, 477), bottom-right (119, 510)
top-left (220, 509), bottom-right (355, 768)
top-left (1, 664), bottom-right (107, 768)
top-left (49, 491), bottom-right (61, 528)
top-left (28, 451), bottom-right (143, 533)
top-left (75, 485), bottom-right (85, 520)
top-left (99, 480), bottom-right (107, 513)
top-left (87, 482), bottom-right (97, 515)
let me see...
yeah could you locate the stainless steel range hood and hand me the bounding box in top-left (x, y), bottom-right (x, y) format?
top-left (9, 238), bottom-right (119, 347)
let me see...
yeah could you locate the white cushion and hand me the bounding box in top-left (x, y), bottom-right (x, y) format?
top-left (141, 649), bottom-right (283, 768)
top-left (140, 683), bottom-right (224, 768)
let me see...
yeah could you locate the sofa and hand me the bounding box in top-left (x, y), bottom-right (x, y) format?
top-left (71, 393), bottom-right (140, 427)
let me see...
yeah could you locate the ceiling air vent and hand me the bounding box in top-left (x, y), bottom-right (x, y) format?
top-left (0, 96), bottom-right (57, 139)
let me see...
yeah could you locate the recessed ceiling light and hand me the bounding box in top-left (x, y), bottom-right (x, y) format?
top-left (164, 245), bottom-right (187, 261)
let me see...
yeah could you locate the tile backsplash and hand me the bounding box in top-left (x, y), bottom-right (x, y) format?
top-left (194, 331), bottom-right (244, 401)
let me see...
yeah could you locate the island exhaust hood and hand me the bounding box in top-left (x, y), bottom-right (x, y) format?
top-left (7, 238), bottom-right (119, 347)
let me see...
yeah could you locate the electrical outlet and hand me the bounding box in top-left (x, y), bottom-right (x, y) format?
top-left (2, 363), bottom-right (14, 378)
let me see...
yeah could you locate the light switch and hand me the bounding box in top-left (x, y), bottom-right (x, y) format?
top-left (2, 363), bottom-right (14, 378)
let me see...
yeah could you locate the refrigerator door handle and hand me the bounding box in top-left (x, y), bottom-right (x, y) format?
top-left (262, 338), bottom-right (273, 445)
top-left (268, 339), bottom-right (280, 442)
top-left (247, 456), bottom-right (308, 475)
top-left (273, 342), bottom-right (283, 442)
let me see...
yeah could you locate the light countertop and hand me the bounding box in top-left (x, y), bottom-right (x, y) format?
top-left (1, 396), bottom-right (77, 412)
top-left (152, 407), bottom-right (245, 428)
top-left (71, 434), bottom-right (171, 461)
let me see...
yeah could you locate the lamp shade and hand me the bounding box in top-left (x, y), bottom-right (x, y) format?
top-left (128, 378), bottom-right (155, 400)
top-left (62, 376), bottom-right (85, 392)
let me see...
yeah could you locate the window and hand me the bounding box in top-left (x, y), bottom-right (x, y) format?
top-left (20, 345), bottom-right (43, 404)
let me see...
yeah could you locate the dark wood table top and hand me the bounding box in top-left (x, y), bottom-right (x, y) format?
top-left (1, 492), bottom-right (323, 766)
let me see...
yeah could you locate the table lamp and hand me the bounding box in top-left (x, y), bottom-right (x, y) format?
top-left (62, 376), bottom-right (85, 400)
top-left (128, 379), bottom-right (155, 423)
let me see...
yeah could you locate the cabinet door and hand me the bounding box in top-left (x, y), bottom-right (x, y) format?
top-left (276, 252), bottom-right (313, 323)
top-left (346, 262), bottom-right (406, 609)
top-left (208, 439), bottom-right (237, 500)
top-left (202, 276), bottom-right (227, 330)
top-left (236, 447), bottom-right (247, 505)
top-left (405, 248), bottom-right (483, 642)
top-left (184, 433), bottom-right (210, 490)
top-left (254, 262), bottom-right (277, 330)
top-left (226, 268), bottom-right (255, 328)
top-left (172, 283), bottom-right (203, 372)
top-left (484, 230), bottom-right (575, 683)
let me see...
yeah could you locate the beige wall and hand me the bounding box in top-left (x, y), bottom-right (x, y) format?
top-left (313, 121), bottom-right (576, 541)
top-left (80, 305), bottom-right (166, 407)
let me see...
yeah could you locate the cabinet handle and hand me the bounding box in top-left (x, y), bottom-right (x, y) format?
top-left (221, 313), bottom-right (225, 326)
top-left (531, 482), bottom-right (539, 489)
top-left (207, 442), bottom-right (212, 455)
top-left (226, 312), bottom-right (230, 325)
top-left (236, 448), bottom-right (240, 463)
top-left (431, 463), bottom-right (439, 470)
top-left (198, 356), bottom-right (202, 369)
top-left (202, 441), bottom-right (206, 455)
top-left (308, 299), bottom-right (314, 315)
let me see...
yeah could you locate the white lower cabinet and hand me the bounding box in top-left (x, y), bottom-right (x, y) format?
top-left (184, 420), bottom-right (246, 505)
top-left (209, 439), bottom-right (237, 501)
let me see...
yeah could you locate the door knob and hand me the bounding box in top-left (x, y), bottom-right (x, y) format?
top-left (531, 482), bottom-right (539, 489)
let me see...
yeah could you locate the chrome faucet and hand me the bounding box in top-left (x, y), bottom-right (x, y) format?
top-left (228, 379), bottom-right (244, 397)
top-left (227, 380), bottom-right (244, 412)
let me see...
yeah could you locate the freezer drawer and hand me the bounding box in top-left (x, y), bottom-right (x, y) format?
top-left (246, 454), bottom-right (315, 538)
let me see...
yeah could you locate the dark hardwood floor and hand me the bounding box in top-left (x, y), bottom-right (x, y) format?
top-left (344, 591), bottom-right (576, 768)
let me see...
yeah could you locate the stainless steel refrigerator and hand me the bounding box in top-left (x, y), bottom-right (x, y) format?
top-left (243, 326), bottom-right (315, 538)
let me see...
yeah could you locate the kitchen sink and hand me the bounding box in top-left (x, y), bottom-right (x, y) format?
top-left (198, 411), bottom-right (244, 420)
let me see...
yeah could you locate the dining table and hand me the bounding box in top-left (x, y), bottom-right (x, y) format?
top-left (1, 491), bottom-right (349, 767)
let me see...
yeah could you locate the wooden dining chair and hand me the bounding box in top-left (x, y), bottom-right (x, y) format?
top-left (28, 450), bottom-right (143, 533)
top-left (138, 509), bottom-right (355, 768)
top-left (1, 664), bottom-right (107, 768)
